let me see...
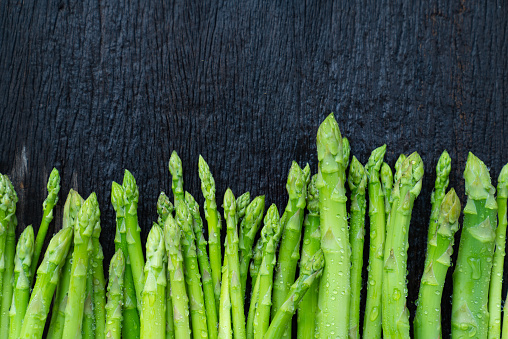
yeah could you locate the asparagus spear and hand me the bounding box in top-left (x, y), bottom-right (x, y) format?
top-left (92, 220), bottom-right (106, 339)
top-left (363, 145), bottom-right (387, 339)
top-left (31, 168), bottom-right (60, 281)
top-left (393, 154), bottom-right (407, 183)
top-left (19, 226), bottom-right (73, 339)
top-left (492, 164), bottom-right (508, 339)
top-left (236, 192), bottom-right (251, 224)
top-left (414, 189), bottom-right (461, 339)
top-left (83, 254), bottom-right (95, 339)
top-left (224, 189), bottom-right (247, 339)
top-left (8, 225), bottom-right (34, 339)
top-left (249, 237), bottom-right (264, 289)
top-left (105, 249), bottom-right (125, 339)
top-left (246, 270), bottom-right (260, 339)
top-left (164, 214), bottom-right (191, 339)
top-left (141, 224), bottom-right (167, 339)
top-left (451, 153), bottom-right (498, 338)
top-left (218, 251), bottom-right (232, 339)
top-left (297, 174), bottom-right (321, 339)
top-left (381, 162), bottom-right (393, 225)
top-left (169, 151), bottom-right (185, 208)
top-left (157, 191), bottom-right (174, 226)
top-left (186, 191), bottom-right (218, 339)
top-left (315, 113), bottom-right (350, 339)
top-left (265, 250), bottom-right (325, 339)
top-left (198, 155), bottom-right (222, 309)
top-left (272, 162), bottom-right (307, 338)
top-left (253, 204), bottom-right (282, 339)
top-left (348, 156), bottom-right (368, 339)
top-left (62, 193), bottom-right (101, 338)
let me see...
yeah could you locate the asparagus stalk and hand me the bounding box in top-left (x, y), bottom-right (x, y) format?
top-left (272, 162), bottom-right (307, 338)
top-left (236, 192), bottom-right (251, 224)
top-left (8, 225), bottom-right (34, 339)
top-left (31, 168), bottom-right (60, 281)
top-left (451, 153), bottom-right (498, 338)
top-left (92, 221), bottom-right (106, 339)
top-left (83, 254), bottom-right (95, 339)
top-left (246, 272), bottom-right (260, 339)
top-left (492, 164), bottom-right (508, 339)
top-left (19, 227), bottom-right (73, 339)
top-left (297, 174), bottom-right (321, 339)
top-left (62, 193), bottom-right (101, 338)
top-left (250, 237), bottom-right (264, 289)
top-left (381, 162), bottom-right (393, 225)
top-left (157, 192), bottom-right (174, 226)
top-left (169, 151), bottom-right (185, 208)
top-left (141, 225), bottom-right (167, 339)
top-left (198, 155), bottom-right (222, 309)
top-left (186, 191), bottom-right (218, 339)
top-left (393, 154), bottom-right (407, 183)
top-left (315, 113), bottom-right (350, 339)
top-left (164, 214), bottom-right (191, 339)
top-left (414, 189), bottom-right (461, 339)
top-left (218, 252), bottom-right (232, 339)
top-left (105, 249), bottom-right (125, 339)
top-left (265, 250), bottom-right (325, 339)
top-left (348, 156), bottom-right (368, 339)
top-left (253, 204), bottom-right (282, 339)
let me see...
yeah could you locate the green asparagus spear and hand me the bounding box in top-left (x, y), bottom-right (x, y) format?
top-left (363, 145), bottom-right (387, 339)
top-left (393, 154), bottom-right (407, 184)
top-left (414, 189), bottom-right (461, 339)
top-left (83, 254), bottom-right (95, 339)
top-left (236, 192), bottom-right (251, 224)
top-left (315, 113), bottom-right (350, 339)
top-left (272, 162), bottom-right (307, 339)
top-left (164, 214), bottom-right (191, 339)
top-left (451, 153), bottom-right (498, 338)
top-left (141, 224), bottom-right (167, 339)
top-left (157, 192), bottom-right (174, 226)
top-left (343, 137), bottom-right (351, 168)
top-left (19, 226), bottom-right (73, 339)
top-left (31, 168), bottom-right (60, 281)
top-left (254, 204), bottom-right (282, 339)
top-left (169, 151), bottom-right (185, 208)
top-left (198, 155), bottom-right (222, 310)
top-left (265, 250), bottom-right (325, 339)
top-left (250, 237), bottom-right (264, 289)
top-left (218, 252), bottom-right (232, 339)
top-left (493, 164), bottom-right (508, 339)
top-left (381, 162), bottom-right (393, 225)
top-left (186, 192), bottom-right (218, 339)
top-left (105, 249), bottom-right (125, 339)
top-left (246, 270), bottom-right (260, 339)
top-left (8, 225), bottom-right (34, 339)
top-left (62, 193), bottom-right (101, 338)
top-left (92, 220), bottom-right (106, 339)
top-left (348, 156), bottom-right (368, 339)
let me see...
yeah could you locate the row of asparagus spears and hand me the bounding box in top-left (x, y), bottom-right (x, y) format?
top-left (1, 113), bottom-right (508, 338)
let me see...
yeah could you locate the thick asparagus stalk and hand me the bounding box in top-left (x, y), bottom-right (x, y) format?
top-left (363, 145), bottom-right (387, 339)
top-left (19, 227), bottom-right (73, 339)
top-left (236, 192), bottom-right (251, 224)
top-left (382, 152), bottom-right (424, 339)
top-left (414, 188), bottom-right (461, 339)
top-left (218, 252), bottom-right (232, 339)
top-left (8, 225), bottom-right (34, 339)
top-left (393, 154), bottom-right (407, 184)
top-left (315, 113), bottom-right (350, 339)
top-left (92, 221), bottom-right (106, 339)
top-left (381, 162), bottom-right (393, 225)
top-left (141, 225), bottom-right (167, 339)
top-left (105, 249), bottom-right (125, 339)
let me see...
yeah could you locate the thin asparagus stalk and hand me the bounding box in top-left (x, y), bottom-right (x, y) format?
top-left (83, 255), bottom-right (95, 339)
top-left (92, 221), bottom-right (106, 339)
top-left (8, 225), bottom-right (34, 339)
top-left (19, 227), bottom-right (73, 339)
top-left (343, 137), bottom-right (351, 168)
top-left (157, 192), bottom-right (174, 226)
top-left (363, 145), bottom-right (387, 339)
top-left (141, 225), bottom-right (167, 339)
top-left (414, 189), bottom-right (461, 339)
top-left (249, 237), bottom-right (264, 289)
top-left (246, 272), bottom-right (260, 339)
top-left (198, 155), bottom-right (222, 309)
top-left (492, 164), bottom-right (508, 339)
top-left (381, 162), bottom-right (393, 225)
top-left (236, 192), bottom-right (251, 224)
top-left (169, 151), bottom-right (185, 208)
top-left (382, 152), bottom-right (424, 339)
top-left (393, 154), bottom-right (407, 184)
top-left (265, 250), bottom-right (325, 339)
top-left (105, 249), bottom-right (125, 339)
top-left (218, 251), bottom-right (232, 339)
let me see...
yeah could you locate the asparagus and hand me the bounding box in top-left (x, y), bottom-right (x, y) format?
top-left (8, 225), bottom-right (34, 339)
top-left (122, 170), bottom-right (145, 311)
top-left (169, 151), bottom-right (185, 208)
top-left (164, 214), bottom-right (191, 339)
top-left (381, 162), bottom-right (393, 225)
top-left (236, 192), bottom-right (251, 224)
top-left (253, 203), bottom-right (282, 339)
top-left (0, 175), bottom-right (16, 318)
top-left (246, 272), bottom-right (260, 339)
top-left (249, 237), bottom-right (264, 289)
top-left (297, 174), bottom-right (321, 339)
top-left (31, 168), bottom-right (60, 281)
top-left (393, 154), bottom-right (407, 183)
top-left (198, 155), bottom-right (222, 309)
top-left (83, 254), bottom-right (95, 339)
top-left (343, 137), bottom-right (351, 168)
top-left (157, 192), bottom-right (174, 226)
top-left (451, 153), bottom-right (498, 338)
top-left (19, 227), bottom-right (73, 339)
top-left (493, 164), bottom-right (508, 339)
top-left (414, 189), bottom-right (461, 339)
top-left (272, 161), bottom-right (307, 338)
top-left (265, 250), bottom-right (325, 339)
top-left (141, 225), bottom-right (167, 339)
top-left (315, 113), bottom-right (350, 338)
top-left (62, 193), bottom-right (101, 338)
top-left (363, 145), bottom-right (387, 339)
top-left (348, 156), bottom-right (368, 339)
top-left (382, 152), bottom-right (424, 339)
top-left (92, 220), bottom-right (106, 339)
top-left (105, 249), bottom-right (125, 339)
top-left (218, 252), bottom-right (232, 339)
top-left (186, 191), bottom-right (218, 339)
top-left (224, 188), bottom-right (247, 339)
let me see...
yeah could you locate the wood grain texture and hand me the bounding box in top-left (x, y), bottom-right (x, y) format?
top-left (1, 0), bottom-right (507, 336)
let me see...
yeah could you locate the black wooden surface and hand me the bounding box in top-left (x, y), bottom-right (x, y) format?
top-left (1, 0), bottom-right (507, 336)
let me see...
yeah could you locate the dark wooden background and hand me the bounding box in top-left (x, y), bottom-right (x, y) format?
top-left (1, 0), bottom-right (507, 336)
